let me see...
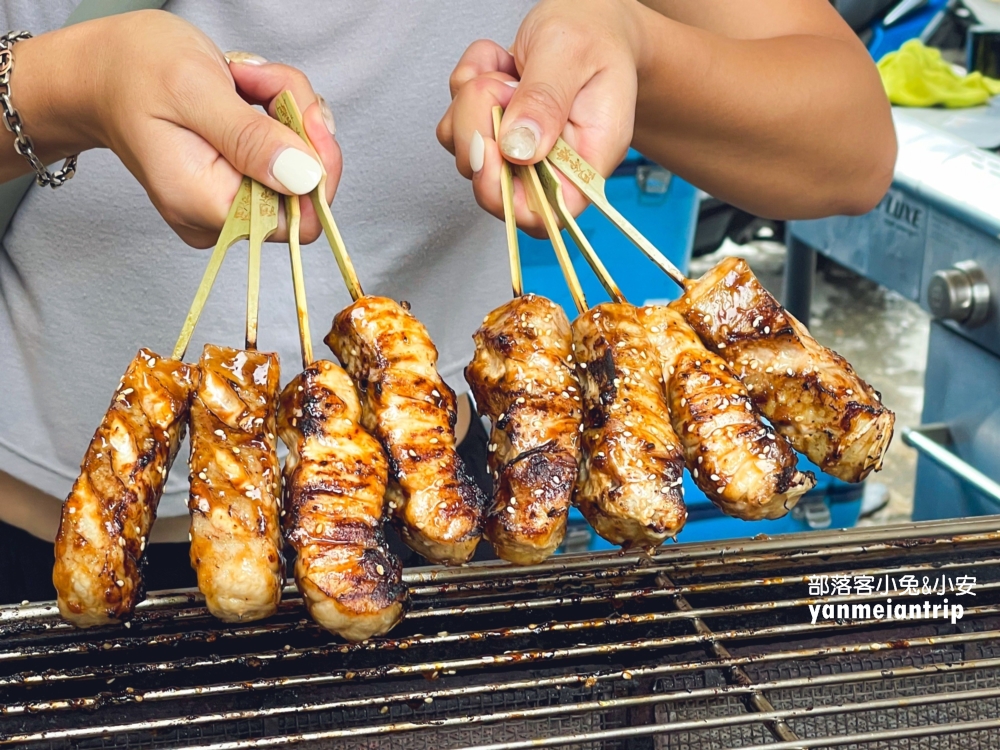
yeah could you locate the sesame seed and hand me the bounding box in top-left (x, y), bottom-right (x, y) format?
top-left (214, 429), bottom-right (225, 437)
top-left (376, 564), bottom-right (385, 575)
top-left (693, 468), bottom-right (699, 478)
top-left (115, 580), bottom-right (125, 588)
top-left (786, 368), bottom-right (794, 376)
top-left (764, 326), bottom-right (770, 334)
top-left (710, 474), bottom-right (720, 481)
top-left (506, 506), bottom-right (516, 514)
top-left (765, 367), bottom-right (774, 373)
top-left (233, 447), bottom-right (241, 454)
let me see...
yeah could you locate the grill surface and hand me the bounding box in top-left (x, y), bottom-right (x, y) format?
top-left (2, 516), bottom-right (999, 749)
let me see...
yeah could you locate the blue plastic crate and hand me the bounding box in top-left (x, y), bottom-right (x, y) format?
top-left (519, 152), bottom-right (862, 549)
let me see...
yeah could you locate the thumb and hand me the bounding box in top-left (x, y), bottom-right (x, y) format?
top-left (499, 42), bottom-right (593, 164)
top-left (186, 86), bottom-right (324, 196)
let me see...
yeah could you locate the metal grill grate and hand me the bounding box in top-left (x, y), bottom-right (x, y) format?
top-left (1, 516), bottom-right (999, 749)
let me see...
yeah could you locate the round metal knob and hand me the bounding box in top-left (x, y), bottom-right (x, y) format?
top-left (927, 260), bottom-right (990, 327)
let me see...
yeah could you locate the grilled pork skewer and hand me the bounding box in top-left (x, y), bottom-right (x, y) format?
top-left (640, 306), bottom-right (815, 520)
top-left (188, 344), bottom-right (283, 622)
top-left (573, 303), bottom-right (686, 548)
top-left (326, 296), bottom-right (486, 565)
top-left (466, 294), bottom-right (582, 565)
top-left (278, 360), bottom-right (407, 640)
top-left (53, 350), bottom-right (197, 627)
top-left (672, 257), bottom-right (894, 482)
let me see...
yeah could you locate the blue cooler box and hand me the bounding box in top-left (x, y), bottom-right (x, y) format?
top-left (518, 151), bottom-right (864, 552)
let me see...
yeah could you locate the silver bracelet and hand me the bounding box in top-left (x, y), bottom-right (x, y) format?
top-left (0, 30), bottom-right (77, 188)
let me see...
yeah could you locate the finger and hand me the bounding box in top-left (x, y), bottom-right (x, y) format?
top-left (449, 39), bottom-right (517, 98)
top-left (445, 74), bottom-right (517, 179)
top-left (228, 59), bottom-right (342, 243)
top-left (470, 133), bottom-right (549, 238)
top-left (499, 34), bottom-right (598, 165)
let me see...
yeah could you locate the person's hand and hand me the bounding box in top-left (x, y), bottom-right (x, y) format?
top-left (17, 10), bottom-right (340, 248)
top-left (437, 0), bottom-right (644, 236)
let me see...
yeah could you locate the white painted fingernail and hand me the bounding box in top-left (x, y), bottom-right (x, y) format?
top-left (317, 95), bottom-right (336, 136)
top-left (470, 130), bottom-right (485, 174)
top-left (271, 148), bottom-right (323, 194)
top-left (501, 122), bottom-right (540, 161)
top-left (224, 50), bottom-right (268, 65)
top-left (503, 81), bottom-right (519, 88)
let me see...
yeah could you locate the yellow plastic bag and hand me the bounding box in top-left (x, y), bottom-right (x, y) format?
top-left (878, 39), bottom-right (1000, 108)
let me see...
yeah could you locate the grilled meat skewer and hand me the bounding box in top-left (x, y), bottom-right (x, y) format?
top-left (672, 258), bottom-right (894, 482)
top-left (573, 303), bottom-right (687, 548)
top-left (326, 296), bottom-right (486, 565)
top-left (188, 344), bottom-right (283, 622)
top-left (640, 306), bottom-right (815, 520)
top-left (278, 360), bottom-right (407, 640)
top-left (54, 349), bottom-right (197, 627)
top-left (466, 294), bottom-right (582, 565)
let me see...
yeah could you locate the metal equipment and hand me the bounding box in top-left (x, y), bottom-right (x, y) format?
top-left (787, 110), bottom-right (1000, 522)
top-left (1, 516), bottom-right (998, 748)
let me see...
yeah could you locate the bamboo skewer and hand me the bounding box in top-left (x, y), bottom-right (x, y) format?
top-left (274, 91), bottom-right (364, 301)
top-left (172, 177), bottom-right (253, 361)
top-left (246, 179), bottom-right (279, 350)
top-left (536, 158), bottom-right (626, 305)
top-left (546, 137), bottom-right (689, 291)
top-left (517, 161), bottom-right (588, 315)
top-left (491, 105), bottom-right (522, 298)
top-left (286, 193), bottom-right (314, 368)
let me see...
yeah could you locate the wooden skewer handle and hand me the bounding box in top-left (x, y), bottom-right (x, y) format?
top-left (537, 158), bottom-right (626, 305)
top-left (547, 137), bottom-right (689, 290)
top-left (517, 162), bottom-right (588, 315)
top-left (246, 179), bottom-right (279, 350)
top-left (491, 105), bottom-right (522, 298)
top-left (172, 177), bottom-right (253, 361)
top-left (274, 91), bottom-right (364, 301)
top-left (287, 193), bottom-right (314, 368)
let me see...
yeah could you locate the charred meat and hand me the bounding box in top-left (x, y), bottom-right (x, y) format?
top-left (278, 360), bottom-right (407, 641)
top-left (188, 344), bottom-right (283, 622)
top-left (326, 296), bottom-right (486, 565)
top-left (54, 349), bottom-right (196, 627)
top-left (466, 294), bottom-right (582, 565)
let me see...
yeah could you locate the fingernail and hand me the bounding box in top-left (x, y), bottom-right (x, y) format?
top-left (501, 123), bottom-right (539, 161)
top-left (470, 130), bottom-right (485, 173)
top-left (225, 50), bottom-right (268, 65)
top-left (271, 148), bottom-right (323, 195)
top-left (503, 81), bottom-right (519, 88)
top-left (316, 95), bottom-right (336, 136)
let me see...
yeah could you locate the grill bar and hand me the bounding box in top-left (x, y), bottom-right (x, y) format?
top-left (5, 552), bottom-right (992, 657)
top-left (8, 651), bottom-right (1000, 746)
top-left (661, 572), bottom-right (799, 743)
top-left (112, 683), bottom-right (1000, 750)
top-left (3, 516), bottom-right (998, 750)
top-left (444, 717), bottom-right (1000, 750)
top-left (5, 599), bottom-right (998, 717)
top-left (4, 516), bottom-right (995, 628)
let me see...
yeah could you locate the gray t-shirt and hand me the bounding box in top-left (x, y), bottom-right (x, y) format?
top-left (0, 0), bottom-right (529, 516)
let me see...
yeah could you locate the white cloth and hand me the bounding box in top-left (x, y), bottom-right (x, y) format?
top-left (0, 0), bottom-right (528, 516)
